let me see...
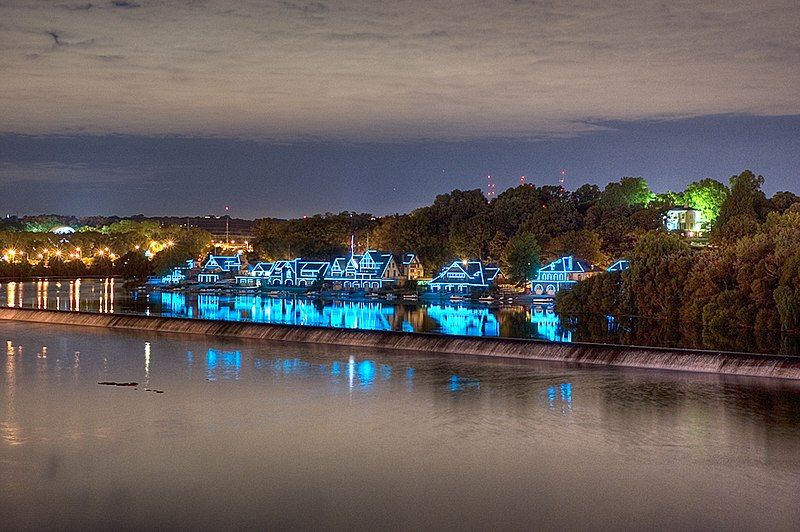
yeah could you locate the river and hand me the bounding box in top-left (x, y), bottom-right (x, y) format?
top-left (1, 320), bottom-right (799, 529)
top-left (0, 279), bottom-right (797, 355)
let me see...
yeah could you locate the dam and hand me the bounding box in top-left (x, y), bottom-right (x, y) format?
top-left (1, 306), bottom-right (799, 380)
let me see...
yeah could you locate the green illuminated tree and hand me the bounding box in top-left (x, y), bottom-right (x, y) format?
top-left (683, 178), bottom-right (728, 225)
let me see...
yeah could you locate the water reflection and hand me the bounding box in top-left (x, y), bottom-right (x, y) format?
top-left (547, 382), bottom-right (574, 414)
top-left (206, 348), bottom-right (242, 381)
top-left (2, 279), bottom-right (799, 355)
top-left (3, 323), bottom-right (800, 530)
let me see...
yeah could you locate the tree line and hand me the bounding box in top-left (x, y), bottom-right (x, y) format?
top-left (253, 171), bottom-right (795, 284)
top-left (556, 171), bottom-right (800, 333)
top-left (0, 219), bottom-right (211, 281)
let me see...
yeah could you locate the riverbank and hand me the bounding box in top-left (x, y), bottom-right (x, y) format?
top-left (1, 307), bottom-right (798, 380)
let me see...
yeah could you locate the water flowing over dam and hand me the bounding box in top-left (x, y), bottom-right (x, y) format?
top-left (2, 307), bottom-right (798, 380)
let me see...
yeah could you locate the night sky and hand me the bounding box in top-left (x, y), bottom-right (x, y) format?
top-left (1, 1), bottom-right (798, 218)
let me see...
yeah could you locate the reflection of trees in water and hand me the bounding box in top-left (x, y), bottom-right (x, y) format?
top-left (561, 313), bottom-right (799, 355)
top-left (597, 372), bottom-right (800, 448)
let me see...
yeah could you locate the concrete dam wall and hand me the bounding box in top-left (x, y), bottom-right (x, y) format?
top-left (1, 307), bottom-right (799, 380)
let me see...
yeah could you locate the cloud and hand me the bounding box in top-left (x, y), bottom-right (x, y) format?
top-left (280, 1), bottom-right (328, 15)
top-left (0, 0), bottom-right (798, 141)
top-left (0, 159), bottom-right (181, 187)
top-left (110, 1), bottom-right (139, 8)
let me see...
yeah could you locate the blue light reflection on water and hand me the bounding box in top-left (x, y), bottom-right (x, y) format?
top-left (205, 349), bottom-right (503, 397)
top-left (547, 382), bottom-right (574, 413)
top-left (1, 280), bottom-right (577, 343)
top-left (206, 348), bottom-right (242, 381)
top-left (249, 353), bottom-right (498, 396)
top-left (153, 292), bottom-right (573, 342)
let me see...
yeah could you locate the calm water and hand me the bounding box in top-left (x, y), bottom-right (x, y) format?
top-left (1, 279), bottom-right (798, 355)
top-left (2, 321), bottom-right (799, 529)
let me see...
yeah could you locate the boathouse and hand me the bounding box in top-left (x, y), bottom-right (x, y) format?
top-left (427, 259), bottom-right (501, 293)
top-left (198, 253), bottom-right (243, 284)
top-left (530, 256), bottom-right (600, 297)
top-left (262, 258), bottom-right (329, 287)
top-left (325, 250), bottom-right (400, 290)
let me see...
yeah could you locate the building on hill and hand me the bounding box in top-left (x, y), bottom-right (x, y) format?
top-left (664, 208), bottom-right (705, 236)
top-left (428, 259), bottom-right (501, 293)
top-left (530, 256), bottom-right (600, 297)
top-left (326, 250), bottom-right (400, 290)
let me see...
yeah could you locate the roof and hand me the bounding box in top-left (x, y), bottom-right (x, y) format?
top-left (401, 252), bottom-right (418, 265)
top-left (299, 260), bottom-right (329, 278)
top-left (328, 250), bottom-right (396, 279)
top-left (429, 259), bottom-right (501, 287)
top-left (607, 259), bottom-right (630, 272)
top-left (536, 256), bottom-right (598, 275)
top-left (203, 254), bottom-right (242, 271)
top-left (252, 261), bottom-right (274, 272)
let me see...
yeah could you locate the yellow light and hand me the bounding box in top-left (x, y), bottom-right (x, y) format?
top-left (167, 240), bottom-right (174, 247)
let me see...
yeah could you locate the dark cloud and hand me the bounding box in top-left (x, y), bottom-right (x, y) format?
top-left (327, 31), bottom-right (390, 42)
top-left (61, 3), bottom-right (95, 11)
top-left (280, 1), bottom-right (329, 15)
top-left (110, 1), bottom-right (139, 8)
top-left (45, 30), bottom-right (62, 45)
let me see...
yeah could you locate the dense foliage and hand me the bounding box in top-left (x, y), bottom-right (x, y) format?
top-left (557, 172), bottom-right (800, 333)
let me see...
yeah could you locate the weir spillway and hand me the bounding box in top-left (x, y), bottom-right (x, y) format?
top-left (1, 307), bottom-right (798, 380)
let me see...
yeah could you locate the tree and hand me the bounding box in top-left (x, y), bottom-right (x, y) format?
top-left (683, 178), bottom-right (728, 225)
top-left (771, 191), bottom-right (800, 214)
top-left (491, 185), bottom-right (543, 238)
top-left (600, 177), bottom-right (654, 208)
top-left (116, 250), bottom-right (153, 281)
top-left (449, 212), bottom-right (492, 259)
top-left (623, 232), bottom-right (693, 319)
top-left (501, 232), bottom-right (541, 286)
top-left (545, 229), bottom-right (606, 265)
top-left (556, 271), bottom-right (626, 316)
top-left (713, 170), bottom-right (769, 242)
top-left (571, 184), bottom-right (601, 213)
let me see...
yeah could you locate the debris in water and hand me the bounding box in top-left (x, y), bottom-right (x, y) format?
top-left (98, 381), bottom-right (139, 387)
top-left (145, 388), bottom-right (164, 394)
